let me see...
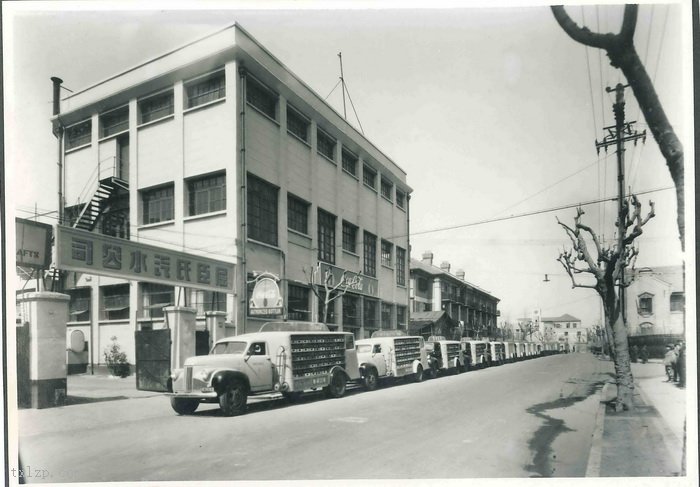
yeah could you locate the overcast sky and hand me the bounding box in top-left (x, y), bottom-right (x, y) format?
top-left (4, 1), bottom-right (692, 326)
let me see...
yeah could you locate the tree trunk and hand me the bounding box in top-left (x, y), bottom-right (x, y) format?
top-left (608, 311), bottom-right (635, 411)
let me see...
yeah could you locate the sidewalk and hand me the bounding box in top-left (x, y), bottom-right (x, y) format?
top-left (63, 373), bottom-right (161, 404)
top-left (587, 359), bottom-right (687, 477)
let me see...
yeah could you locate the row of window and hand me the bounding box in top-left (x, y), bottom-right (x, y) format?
top-left (141, 172), bottom-right (225, 225)
top-left (68, 285), bottom-right (226, 322)
top-left (248, 174), bottom-right (406, 285)
top-left (65, 70), bottom-right (225, 151)
top-left (285, 283), bottom-right (407, 328)
top-left (245, 76), bottom-right (407, 211)
top-left (416, 276), bottom-right (497, 310)
top-left (638, 292), bottom-right (684, 315)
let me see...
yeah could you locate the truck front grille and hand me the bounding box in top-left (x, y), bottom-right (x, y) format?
top-left (185, 366), bottom-right (193, 392)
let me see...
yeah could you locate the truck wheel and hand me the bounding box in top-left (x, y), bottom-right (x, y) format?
top-left (324, 370), bottom-right (347, 398)
top-left (363, 368), bottom-right (379, 391)
top-left (170, 397), bottom-right (199, 415)
top-left (414, 364), bottom-right (424, 383)
top-left (219, 380), bottom-right (248, 416)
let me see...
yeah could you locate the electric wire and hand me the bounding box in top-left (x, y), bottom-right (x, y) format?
top-left (342, 78), bottom-right (364, 136)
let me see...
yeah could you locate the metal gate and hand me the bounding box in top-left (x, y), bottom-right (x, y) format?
top-left (17, 323), bottom-right (31, 408)
top-left (195, 330), bottom-right (210, 356)
top-left (135, 329), bottom-right (172, 392)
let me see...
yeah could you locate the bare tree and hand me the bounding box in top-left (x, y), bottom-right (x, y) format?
top-left (556, 197), bottom-right (654, 411)
top-left (302, 265), bottom-right (357, 325)
top-left (517, 320), bottom-right (535, 342)
top-left (551, 5), bottom-right (684, 249)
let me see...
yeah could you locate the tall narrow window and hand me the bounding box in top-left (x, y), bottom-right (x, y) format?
top-left (317, 129), bottom-right (336, 161)
top-left (396, 189), bottom-right (406, 209)
top-left (670, 292), bottom-right (684, 312)
top-left (381, 240), bottom-right (393, 267)
top-left (287, 285), bottom-right (310, 321)
top-left (364, 298), bottom-right (378, 329)
top-left (139, 90), bottom-right (174, 124)
top-left (287, 106), bottom-right (310, 143)
top-left (363, 164), bottom-right (377, 190)
top-left (343, 294), bottom-right (359, 327)
top-left (66, 120), bottom-right (91, 150)
top-left (246, 76), bottom-right (277, 119)
top-left (68, 288), bottom-right (91, 322)
top-left (396, 247), bottom-right (406, 286)
top-left (142, 184), bottom-right (174, 224)
top-left (188, 172), bottom-right (226, 216)
top-left (381, 178), bottom-right (393, 201)
top-left (186, 70), bottom-right (225, 109)
top-left (247, 174), bottom-right (278, 246)
top-left (342, 148), bottom-right (358, 177)
top-left (318, 209), bottom-right (336, 264)
top-left (363, 232), bottom-right (377, 277)
top-left (342, 221), bottom-right (358, 253)
top-left (141, 283), bottom-right (173, 319)
top-left (381, 302), bottom-right (393, 328)
top-left (287, 194), bottom-right (309, 234)
top-left (396, 305), bottom-right (407, 326)
top-left (102, 284), bottom-right (130, 321)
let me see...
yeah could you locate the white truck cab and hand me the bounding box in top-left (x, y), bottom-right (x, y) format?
top-left (168, 322), bottom-right (360, 416)
top-left (355, 330), bottom-right (429, 387)
top-left (461, 339), bottom-right (490, 368)
top-left (426, 336), bottom-right (465, 376)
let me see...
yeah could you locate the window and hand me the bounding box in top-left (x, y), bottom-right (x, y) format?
top-left (381, 240), bottom-right (393, 267)
top-left (288, 284), bottom-right (310, 321)
top-left (670, 292), bottom-right (684, 312)
top-left (363, 232), bottom-right (377, 277)
top-left (249, 343), bottom-right (267, 355)
top-left (566, 323), bottom-right (570, 328)
top-left (68, 288), bottom-right (90, 322)
top-left (381, 302), bottom-right (393, 328)
top-left (247, 174), bottom-right (278, 246)
top-left (317, 129), bottom-right (336, 161)
top-left (363, 164), bottom-right (377, 190)
top-left (142, 184), bottom-right (174, 224)
top-left (364, 298), bottom-right (378, 328)
top-left (418, 277), bottom-right (428, 292)
top-left (287, 106), bottom-right (309, 143)
top-left (342, 221), bottom-right (358, 254)
top-left (342, 148), bottom-right (358, 177)
top-left (287, 194), bottom-right (309, 234)
top-left (139, 90), bottom-right (174, 124)
top-left (396, 247), bottom-right (406, 286)
top-left (188, 172), bottom-right (226, 216)
top-left (318, 209), bottom-right (336, 264)
top-left (141, 283), bottom-right (173, 319)
top-left (100, 106), bottom-right (129, 138)
top-left (343, 294), bottom-right (359, 327)
top-left (318, 290), bottom-right (336, 324)
top-left (638, 294), bottom-right (653, 315)
top-left (396, 305), bottom-right (407, 326)
top-left (396, 189), bottom-right (406, 209)
top-left (188, 290), bottom-right (226, 316)
top-left (102, 284), bottom-right (130, 321)
top-left (246, 76), bottom-right (277, 119)
top-left (381, 178), bottom-right (393, 201)
top-left (66, 120), bottom-right (91, 150)
top-left (186, 70), bottom-right (225, 109)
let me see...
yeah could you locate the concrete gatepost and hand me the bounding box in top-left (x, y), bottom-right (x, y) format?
top-left (205, 311), bottom-right (228, 349)
top-left (18, 292), bottom-right (70, 408)
top-left (164, 306), bottom-right (196, 370)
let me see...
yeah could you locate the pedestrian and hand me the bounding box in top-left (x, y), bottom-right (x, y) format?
top-left (673, 342), bottom-right (682, 383)
top-left (677, 342), bottom-right (685, 387)
top-left (663, 344), bottom-right (677, 382)
top-left (640, 345), bottom-right (649, 364)
top-left (630, 344), bottom-right (639, 363)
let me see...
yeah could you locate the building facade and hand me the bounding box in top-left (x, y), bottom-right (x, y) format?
top-left (53, 24), bottom-right (411, 370)
top-left (515, 310), bottom-right (588, 349)
top-left (625, 266), bottom-right (684, 337)
top-left (409, 251), bottom-right (499, 338)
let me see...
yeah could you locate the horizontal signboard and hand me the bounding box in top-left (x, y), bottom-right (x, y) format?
top-left (16, 218), bottom-right (52, 270)
top-left (56, 225), bottom-right (234, 293)
top-left (318, 263), bottom-right (378, 298)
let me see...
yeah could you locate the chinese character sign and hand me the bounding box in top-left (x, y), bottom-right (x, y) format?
top-left (56, 226), bottom-right (234, 293)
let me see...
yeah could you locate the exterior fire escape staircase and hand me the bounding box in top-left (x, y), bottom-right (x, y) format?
top-left (73, 175), bottom-right (129, 232)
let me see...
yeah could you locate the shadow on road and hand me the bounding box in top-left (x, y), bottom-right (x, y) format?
top-left (64, 395), bottom-right (130, 405)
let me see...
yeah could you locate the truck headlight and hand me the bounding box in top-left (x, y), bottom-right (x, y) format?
top-left (196, 368), bottom-right (214, 382)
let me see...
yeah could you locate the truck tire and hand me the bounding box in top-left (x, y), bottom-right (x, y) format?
top-left (219, 380), bottom-right (248, 416)
top-left (324, 370), bottom-right (347, 398)
top-left (363, 367), bottom-right (379, 391)
top-left (414, 364), bottom-right (424, 383)
top-left (170, 397), bottom-right (199, 415)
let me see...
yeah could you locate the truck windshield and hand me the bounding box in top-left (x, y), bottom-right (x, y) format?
top-left (356, 344), bottom-right (372, 353)
top-left (211, 341), bottom-right (247, 355)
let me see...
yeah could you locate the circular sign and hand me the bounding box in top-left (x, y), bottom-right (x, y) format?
top-left (69, 329), bottom-right (85, 353)
top-left (249, 277), bottom-right (283, 315)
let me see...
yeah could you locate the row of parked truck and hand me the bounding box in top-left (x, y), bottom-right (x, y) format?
top-left (168, 322), bottom-right (561, 416)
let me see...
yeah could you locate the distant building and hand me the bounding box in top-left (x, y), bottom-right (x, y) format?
top-left (625, 266), bottom-right (684, 337)
top-left (516, 311), bottom-right (589, 348)
top-left (409, 251), bottom-right (499, 339)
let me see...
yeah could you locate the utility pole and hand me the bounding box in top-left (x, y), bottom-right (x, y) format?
top-left (337, 52), bottom-right (347, 119)
top-left (595, 83), bottom-right (646, 324)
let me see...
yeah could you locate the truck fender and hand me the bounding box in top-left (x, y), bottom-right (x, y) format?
top-left (328, 365), bottom-right (349, 381)
top-left (211, 370), bottom-right (250, 395)
top-left (359, 363), bottom-right (377, 378)
top-left (412, 360), bottom-right (423, 374)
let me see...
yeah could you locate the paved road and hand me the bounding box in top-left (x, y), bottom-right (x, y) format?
top-left (18, 353), bottom-right (610, 482)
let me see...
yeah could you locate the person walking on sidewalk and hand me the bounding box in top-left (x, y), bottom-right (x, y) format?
top-left (675, 342), bottom-right (685, 386)
top-left (640, 345), bottom-right (649, 364)
top-left (663, 344), bottom-right (677, 382)
top-left (630, 344), bottom-right (639, 363)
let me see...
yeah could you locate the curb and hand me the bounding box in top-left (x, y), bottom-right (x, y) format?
top-left (585, 381), bottom-right (613, 477)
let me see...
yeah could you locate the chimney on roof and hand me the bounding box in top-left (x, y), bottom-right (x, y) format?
top-left (422, 251), bottom-right (433, 265)
top-left (456, 269), bottom-right (465, 280)
top-left (50, 77), bottom-right (63, 115)
top-left (440, 261), bottom-right (451, 273)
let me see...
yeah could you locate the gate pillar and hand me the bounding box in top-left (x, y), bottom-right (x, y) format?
top-left (17, 292), bottom-right (70, 408)
top-left (205, 311), bottom-right (228, 348)
top-left (164, 306), bottom-right (196, 369)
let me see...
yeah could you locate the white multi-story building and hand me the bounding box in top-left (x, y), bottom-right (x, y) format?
top-left (52, 24), bottom-right (411, 371)
top-left (625, 266), bottom-right (684, 337)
